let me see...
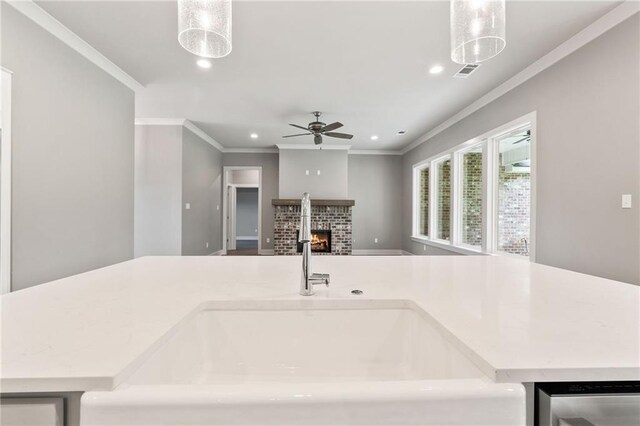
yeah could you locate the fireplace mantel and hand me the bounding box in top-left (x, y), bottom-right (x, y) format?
top-left (272, 199), bottom-right (355, 207)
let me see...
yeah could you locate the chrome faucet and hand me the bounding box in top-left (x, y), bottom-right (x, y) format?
top-left (299, 192), bottom-right (330, 296)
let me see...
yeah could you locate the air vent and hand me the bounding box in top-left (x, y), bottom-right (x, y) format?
top-left (453, 64), bottom-right (481, 78)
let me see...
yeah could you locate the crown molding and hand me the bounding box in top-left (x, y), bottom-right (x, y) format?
top-left (400, 0), bottom-right (640, 155)
top-left (182, 120), bottom-right (225, 152)
top-left (349, 149), bottom-right (402, 156)
top-left (223, 148), bottom-right (279, 154)
top-left (135, 118), bottom-right (225, 152)
top-left (7, 0), bottom-right (144, 92)
top-left (276, 144), bottom-right (351, 151)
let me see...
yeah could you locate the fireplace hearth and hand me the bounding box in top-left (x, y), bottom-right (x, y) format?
top-left (296, 230), bottom-right (331, 253)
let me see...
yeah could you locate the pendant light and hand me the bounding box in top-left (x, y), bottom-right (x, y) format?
top-left (451, 0), bottom-right (505, 64)
top-left (178, 0), bottom-right (232, 58)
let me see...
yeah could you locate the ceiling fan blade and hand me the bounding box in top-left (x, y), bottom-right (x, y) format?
top-left (282, 133), bottom-right (311, 138)
top-left (322, 122), bottom-right (343, 132)
top-left (324, 132), bottom-right (354, 140)
top-left (513, 136), bottom-right (530, 144)
top-left (289, 124), bottom-right (309, 131)
top-left (314, 134), bottom-right (323, 145)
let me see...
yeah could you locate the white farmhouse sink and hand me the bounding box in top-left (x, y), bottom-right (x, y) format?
top-left (82, 300), bottom-right (524, 425)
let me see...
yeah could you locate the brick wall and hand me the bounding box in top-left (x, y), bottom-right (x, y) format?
top-left (437, 160), bottom-right (451, 240)
top-left (274, 205), bottom-right (352, 255)
top-left (498, 166), bottom-right (530, 256)
top-left (462, 152), bottom-right (483, 246)
top-left (419, 168), bottom-right (429, 236)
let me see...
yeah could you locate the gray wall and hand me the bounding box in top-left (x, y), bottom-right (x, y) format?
top-left (134, 125), bottom-right (183, 257)
top-left (222, 153), bottom-right (278, 250)
top-left (229, 169), bottom-right (259, 185)
top-left (181, 127), bottom-right (223, 255)
top-left (236, 188), bottom-right (259, 238)
top-left (348, 155), bottom-right (403, 250)
top-left (402, 14), bottom-right (640, 283)
top-left (279, 149), bottom-right (348, 199)
top-left (2, 5), bottom-right (135, 290)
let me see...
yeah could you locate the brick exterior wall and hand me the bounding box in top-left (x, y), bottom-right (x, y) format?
top-left (437, 160), bottom-right (451, 240)
top-left (462, 152), bottom-right (483, 246)
top-left (274, 205), bottom-right (352, 255)
top-left (419, 168), bottom-right (429, 236)
top-left (498, 165), bottom-right (530, 256)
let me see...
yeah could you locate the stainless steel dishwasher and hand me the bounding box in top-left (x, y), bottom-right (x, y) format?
top-left (536, 382), bottom-right (640, 426)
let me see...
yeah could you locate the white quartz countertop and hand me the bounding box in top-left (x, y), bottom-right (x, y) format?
top-left (1, 256), bottom-right (639, 393)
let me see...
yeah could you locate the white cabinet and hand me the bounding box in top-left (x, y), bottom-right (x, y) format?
top-left (1, 397), bottom-right (64, 426)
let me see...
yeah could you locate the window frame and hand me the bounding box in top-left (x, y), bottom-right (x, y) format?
top-left (411, 112), bottom-right (536, 261)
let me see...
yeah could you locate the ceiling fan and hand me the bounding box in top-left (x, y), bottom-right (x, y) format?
top-left (283, 111), bottom-right (354, 145)
top-left (512, 130), bottom-right (531, 144)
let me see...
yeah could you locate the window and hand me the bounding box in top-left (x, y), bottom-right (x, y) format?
top-left (495, 128), bottom-right (531, 257)
top-left (417, 167), bottom-right (430, 237)
top-left (459, 144), bottom-right (483, 248)
top-left (435, 157), bottom-right (451, 241)
top-left (412, 113), bottom-right (534, 259)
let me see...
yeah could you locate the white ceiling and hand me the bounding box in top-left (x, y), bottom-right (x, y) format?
top-left (37, 1), bottom-right (620, 151)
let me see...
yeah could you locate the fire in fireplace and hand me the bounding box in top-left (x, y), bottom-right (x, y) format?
top-left (296, 230), bottom-right (332, 253)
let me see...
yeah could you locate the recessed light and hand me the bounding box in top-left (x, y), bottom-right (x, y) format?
top-left (397, 130), bottom-right (407, 135)
top-left (429, 65), bottom-right (444, 74)
top-left (370, 135), bottom-right (379, 141)
top-left (197, 59), bottom-right (212, 69)
top-left (250, 133), bottom-right (259, 139)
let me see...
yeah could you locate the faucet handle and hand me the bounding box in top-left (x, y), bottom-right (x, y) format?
top-left (310, 273), bottom-right (330, 286)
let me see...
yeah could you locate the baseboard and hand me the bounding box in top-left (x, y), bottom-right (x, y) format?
top-left (259, 249), bottom-right (275, 256)
top-left (209, 249), bottom-right (224, 256)
top-left (352, 249), bottom-right (406, 256)
top-left (236, 236), bottom-right (259, 241)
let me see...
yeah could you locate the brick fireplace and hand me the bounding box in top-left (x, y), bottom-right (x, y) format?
top-left (272, 199), bottom-right (354, 256)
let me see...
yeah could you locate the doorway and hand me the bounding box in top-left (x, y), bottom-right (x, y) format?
top-left (222, 167), bottom-right (262, 256)
top-left (1, 68), bottom-right (12, 294)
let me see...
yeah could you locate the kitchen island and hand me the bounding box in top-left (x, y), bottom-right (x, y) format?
top-left (1, 255), bottom-right (639, 424)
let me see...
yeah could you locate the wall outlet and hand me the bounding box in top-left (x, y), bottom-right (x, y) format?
top-left (266, 237), bottom-right (270, 243)
top-left (216, 205), bottom-right (220, 211)
top-left (316, 170), bottom-right (321, 176)
top-left (423, 245), bottom-right (427, 251)
top-left (374, 238), bottom-right (378, 244)
top-left (305, 170), bottom-right (309, 176)
top-left (206, 242), bottom-right (209, 249)
top-left (185, 203), bottom-right (191, 210)
top-left (622, 194), bottom-right (632, 209)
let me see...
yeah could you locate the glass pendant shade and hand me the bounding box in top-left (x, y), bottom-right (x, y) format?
top-left (451, 0), bottom-right (506, 64)
top-left (178, 0), bottom-right (232, 58)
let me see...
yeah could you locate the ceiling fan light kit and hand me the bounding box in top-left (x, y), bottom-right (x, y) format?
top-left (450, 0), bottom-right (506, 64)
top-left (178, 0), bottom-right (232, 58)
top-left (283, 112), bottom-right (354, 146)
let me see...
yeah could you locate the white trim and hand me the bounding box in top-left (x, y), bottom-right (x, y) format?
top-left (236, 236), bottom-right (258, 241)
top-left (352, 249), bottom-right (405, 256)
top-left (183, 121), bottom-right (225, 152)
top-left (6, 0), bottom-right (144, 92)
top-left (400, 1), bottom-right (640, 155)
top-left (135, 118), bottom-right (225, 152)
top-left (276, 144), bottom-right (351, 151)
top-left (223, 148), bottom-right (278, 154)
top-left (209, 249), bottom-right (224, 256)
top-left (222, 167), bottom-right (263, 255)
top-left (411, 236), bottom-right (484, 256)
top-left (1, 70), bottom-right (12, 294)
top-left (401, 250), bottom-right (414, 256)
top-left (258, 249), bottom-right (274, 256)
top-left (349, 150), bottom-right (402, 156)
